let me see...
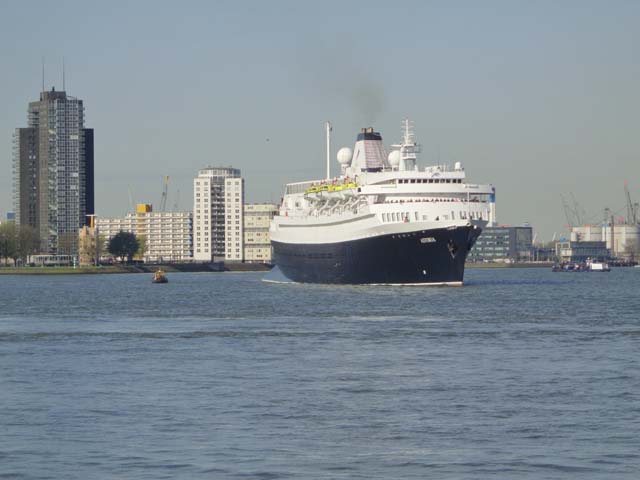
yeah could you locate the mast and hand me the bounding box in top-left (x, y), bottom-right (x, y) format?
top-left (391, 118), bottom-right (420, 171)
top-left (325, 121), bottom-right (332, 180)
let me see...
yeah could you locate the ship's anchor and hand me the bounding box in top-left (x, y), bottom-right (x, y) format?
top-left (447, 239), bottom-right (459, 258)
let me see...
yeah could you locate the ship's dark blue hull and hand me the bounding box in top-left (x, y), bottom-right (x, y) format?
top-left (272, 224), bottom-right (482, 285)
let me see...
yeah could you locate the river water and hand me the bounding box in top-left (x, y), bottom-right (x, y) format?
top-left (1, 268), bottom-right (639, 479)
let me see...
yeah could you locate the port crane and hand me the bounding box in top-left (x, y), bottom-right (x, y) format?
top-left (624, 181), bottom-right (638, 225)
top-left (561, 193), bottom-right (586, 229)
top-left (159, 176), bottom-right (169, 212)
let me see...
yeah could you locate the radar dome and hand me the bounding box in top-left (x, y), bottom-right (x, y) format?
top-left (337, 147), bottom-right (353, 165)
top-left (388, 150), bottom-right (401, 167)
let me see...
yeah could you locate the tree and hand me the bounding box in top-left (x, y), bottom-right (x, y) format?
top-left (108, 231), bottom-right (140, 263)
top-left (58, 232), bottom-right (78, 256)
top-left (136, 235), bottom-right (147, 261)
top-left (17, 225), bottom-right (40, 264)
top-left (0, 223), bottom-right (18, 266)
top-left (624, 238), bottom-right (639, 262)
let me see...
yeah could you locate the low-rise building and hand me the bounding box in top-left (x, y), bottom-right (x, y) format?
top-left (244, 203), bottom-right (278, 263)
top-left (555, 240), bottom-right (609, 263)
top-left (468, 225), bottom-right (533, 262)
top-left (572, 224), bottom-right (639, 259)
top-left (96, 204), bottom-right (192, 262)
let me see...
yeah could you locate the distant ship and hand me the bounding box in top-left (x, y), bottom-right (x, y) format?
top-left (269, 120), bottom-right (495, 285)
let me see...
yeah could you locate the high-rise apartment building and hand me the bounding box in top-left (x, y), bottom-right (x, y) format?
top-left (224, 177), bottom-right (245, 261)
top-left (193, 167), bottom-right (242, 261)
top-left (13, 87), bottom-right (94, 254)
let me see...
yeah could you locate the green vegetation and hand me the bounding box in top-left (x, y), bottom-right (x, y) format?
top-left (0, 223), bottom-right (39, 266)
top-left (107, 231), bottom-right (140, 263)
top-left (136, 235), bottom-right (147, 261)
top-left (0, 265), bottom-right (132, 275)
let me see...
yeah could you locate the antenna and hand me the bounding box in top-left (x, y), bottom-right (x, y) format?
top-left (41, 57), bottom-right (45, 92)
top-left (62, 57), bottom-right (65, 91)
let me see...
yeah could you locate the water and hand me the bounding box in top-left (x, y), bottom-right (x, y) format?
top-left (1, 268), bottom-right (639, 479)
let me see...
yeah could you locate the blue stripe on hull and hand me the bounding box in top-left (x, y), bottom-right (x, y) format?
top-left (272, 225), bottom-right (482, 285)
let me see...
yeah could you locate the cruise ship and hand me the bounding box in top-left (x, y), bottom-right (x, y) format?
top-left (269, 120), bottom-right (495, 285)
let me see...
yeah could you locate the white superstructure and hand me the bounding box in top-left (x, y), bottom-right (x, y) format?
top-left (271, 121), bottom-right (495, 245)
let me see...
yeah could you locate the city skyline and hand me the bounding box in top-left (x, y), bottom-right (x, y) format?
top-left (1, 1), bottom-right (639, 241)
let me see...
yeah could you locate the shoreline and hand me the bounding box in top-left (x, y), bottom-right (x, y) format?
top-left (0, 262), bottom-right (273, 275)
top-left (466, 262), bottom-right (554, 269)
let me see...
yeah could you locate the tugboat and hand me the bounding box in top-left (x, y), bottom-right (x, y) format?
top-left (152, 269), bottom-right (168, 283)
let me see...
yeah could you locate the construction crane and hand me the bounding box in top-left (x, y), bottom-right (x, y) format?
top-left (624, 181), bottom-right (638, 225)
top-left (159, 175), bottom-right (169, 212)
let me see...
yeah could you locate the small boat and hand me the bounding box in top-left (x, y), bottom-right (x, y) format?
top-left (552, 259), bottom-right (611, 272)
top-left (587, 260), bottom-right (611, 272)
top-left (152, 269), bottom-right (168, 283)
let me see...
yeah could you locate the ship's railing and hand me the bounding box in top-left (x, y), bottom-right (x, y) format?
top-left (285, 181), bottom-right (319, 195)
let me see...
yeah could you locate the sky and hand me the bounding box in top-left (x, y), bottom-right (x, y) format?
top-left (1, 0), bottom-right (639, 241)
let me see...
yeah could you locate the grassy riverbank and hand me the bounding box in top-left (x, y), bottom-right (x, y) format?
top-left (0, 265), bottom-right (132, 275)
top-left (0, 262), bottom-right (272, 275)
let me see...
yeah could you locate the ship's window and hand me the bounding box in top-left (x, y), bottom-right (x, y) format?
top-left (411, 179), bottom-right (416, 184)
top-left (422, 215), bottom-right (428, 220)
top-left (451, 211), bottom-right (455, 220)
top-left (415, 212), bottom-right (419, 221)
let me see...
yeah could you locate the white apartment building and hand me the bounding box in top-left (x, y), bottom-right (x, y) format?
top-left (193, 167), bottom-right (241, 261)
top-left (224, 177), bottom-right (245, 261)
top-left (244, 203), bottom-right (278, 263)
top-left (96, 205), bottom-right (193, 262)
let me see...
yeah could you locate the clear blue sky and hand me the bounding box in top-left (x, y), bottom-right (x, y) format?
top-left (1, 0), bottom-right (639, 240)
